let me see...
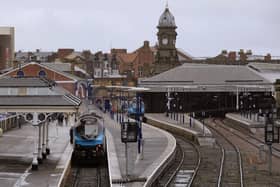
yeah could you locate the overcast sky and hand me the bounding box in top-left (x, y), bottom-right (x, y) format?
top-left (1, 0), bottom-right (279, 57)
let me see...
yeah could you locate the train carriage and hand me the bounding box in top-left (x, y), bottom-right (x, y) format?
top-left (70, 112), bottom-right (106, 160)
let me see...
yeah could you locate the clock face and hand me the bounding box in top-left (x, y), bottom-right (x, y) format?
top-left (162, 38), bottom-right (168, 45)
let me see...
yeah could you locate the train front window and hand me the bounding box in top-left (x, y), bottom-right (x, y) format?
top-left (85, 121), bottom-right (98, 138)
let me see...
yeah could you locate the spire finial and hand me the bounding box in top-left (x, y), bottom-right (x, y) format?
top-left (166, 0), bottom-right (168, 9)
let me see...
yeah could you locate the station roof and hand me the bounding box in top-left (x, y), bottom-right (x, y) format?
top-left (139, 64), bottom-right (273, 92)
top-left (248, 62), bottom-right (280, 73)
top-left (0, 94), bottom-right (81, 112)
top-left (248, 63), bottom-right (280, 83)
top-left (0, 76), bottom-right (81, 112)
top-left (0, 77), bottom-right (53, 87)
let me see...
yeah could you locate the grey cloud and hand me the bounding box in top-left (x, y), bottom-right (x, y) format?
top-left (0, 0), bottom-right (279, 56)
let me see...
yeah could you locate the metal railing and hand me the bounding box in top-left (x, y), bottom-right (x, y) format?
top-left (0, 115), bottom-right (19, 132)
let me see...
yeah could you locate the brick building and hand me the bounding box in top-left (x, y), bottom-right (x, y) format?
top-left (115, 41), bottom-right (154, 78)
top-left (0, 27), bottom-right (14, 70)
top-left (0, 62), bottom-right (88, 98)
top-left (198, 49), bottom-right (280, 65)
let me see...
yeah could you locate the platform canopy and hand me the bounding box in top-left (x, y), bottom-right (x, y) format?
top-left (139, 64), bottom-right (274, 92)
top-left (0, 77), bottom-right (81, 113)
top-left (0, 94), bottom-right (81, 113)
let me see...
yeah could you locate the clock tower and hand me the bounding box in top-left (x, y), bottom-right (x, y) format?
top-left (154, 5), bottom-right (180, 75)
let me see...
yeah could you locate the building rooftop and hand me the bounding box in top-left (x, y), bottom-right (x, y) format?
top-left (248, 62), bottom-right (280, 83)
top-left (0, 95), bottom-right (81, 107)
top-left (0, 27), bottom-right (14, 35)
top-left (142, 64), bottom-right (269, 85)
top-left (41, 62), bottom-right (72, 72)
top-left (248, 62), bottom-right (280, 72)
top-left (0, 77), bottom-right (53, 87)
top-left (139, 64), bottom-right (273, 92)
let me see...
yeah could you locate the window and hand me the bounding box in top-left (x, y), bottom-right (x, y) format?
top-left (17, 70), bottom-right (24, 78)
top-left (38, 70), bottom-right (46, 77)
top-left (138, 66), bottom-right (143, 77)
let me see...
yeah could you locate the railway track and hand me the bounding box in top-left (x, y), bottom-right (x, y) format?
top-left (154, 135), bottom-right (200, 187)
top-left (154, 134), bottom-right (224, 187)
top-left (205, 119), bottom-right (244, 187)
top-left (191, 143), bottom-right (222, 187)
top-left (65, 161), bottom-right (109, 187)
top-left (217, 118), bottom-right (280, 158)
top-left (147, 117), bottom-right (223, 187)
top-left (211, 118), bottom-right (280, 186)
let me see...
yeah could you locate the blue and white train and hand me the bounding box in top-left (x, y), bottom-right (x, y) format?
top-left (70, 112), bottom-right (106, 159)
top-left (127, 98), bottom-right (145, 119)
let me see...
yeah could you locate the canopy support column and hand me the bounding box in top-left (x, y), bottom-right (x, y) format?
top-left (37, 124), bottom-right (43, 164)
top-left (42, 121), bottom-right (47, 159)
top-left (46, 118), bottom-right (50, 155)
top-left (32, 126), bottom-right (39, 170)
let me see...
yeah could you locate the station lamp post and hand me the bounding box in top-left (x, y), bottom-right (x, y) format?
top-left (202, 111), bottom-right (206, 136)
top-left (243, 92), bottom-right (249, 119)
top-left (257, 108), bottom-right (262, 122)
top-left (177, 93), bottom-right (180, 122)
top-left (249, 95), bottom-right (253, 120)
top-left (170, 91), bottom-right (175, 120)
top-left (264, 105), bottom-right (279, 175)
top-left (127, 87), bottom-right (149, 158)
top-left (240, 95), bottom-right (244, 117)
top-left (165, 86), bottom-right (175, 118)
top-left (174, 92), bottom-right (179, 121)
top-left (165, 88), bottom-right (171, 117)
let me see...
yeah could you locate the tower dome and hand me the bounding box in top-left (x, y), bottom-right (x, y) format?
top-left (158, 7), bottom-right (176, 28)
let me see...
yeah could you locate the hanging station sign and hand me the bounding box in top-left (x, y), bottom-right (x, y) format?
top-left (121, 122), bottom-right (138, 143)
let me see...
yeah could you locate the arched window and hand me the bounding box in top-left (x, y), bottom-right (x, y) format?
top-left (38, 70), bottom-right (46, 77)
top-left (17, 70), bottom-right (24, 78)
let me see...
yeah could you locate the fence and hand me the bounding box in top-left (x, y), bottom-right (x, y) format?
top-left (0, 115), bottom-right (20, 132)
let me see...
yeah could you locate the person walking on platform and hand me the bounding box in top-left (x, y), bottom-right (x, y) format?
top-left (17, 116), bottom-right (21, 129)
top-left (65, 114), bottom-right (69, 126)
top-left (58, 113), bottom-right (63, 126)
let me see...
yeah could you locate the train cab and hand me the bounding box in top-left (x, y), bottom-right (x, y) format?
top-left (70, 113), bottom-right (106, 159)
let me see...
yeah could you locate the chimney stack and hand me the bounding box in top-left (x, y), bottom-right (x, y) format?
top-left (144, 41), bottom-right (150, 48)
top-left (265, 53), bottom-right (271, 62)
top-left (228, 51), bottom-right (236, 61)
top-left (246, 49), bottom-right (252, 56)
top-left (239, 49), bottom-right (247, 62)
top-left (221, 50), bottom-right (227, 55)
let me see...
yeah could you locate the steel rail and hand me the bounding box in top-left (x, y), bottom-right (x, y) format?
top-left (187, 140), bottom-right (201, 187)
top-left (219, 119), bottom-right (280, 158)
top-left (208, 119), bottom-right (244, 187)
top-left (164, 143), bottom-right (185, 187)
top-left (217, 146), bottom-right (225, 187)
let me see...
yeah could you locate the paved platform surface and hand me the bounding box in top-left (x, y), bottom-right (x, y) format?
top-left (226, 113), bottom-right (265, 128)
top-left (0, 119), bottom-right (72, 187)
top-left (145, 113), bottom-right (212, 136)
top-left (145, 113), bottom-right (215, 147)
top-left (88, 105), bottom-right (176, 187)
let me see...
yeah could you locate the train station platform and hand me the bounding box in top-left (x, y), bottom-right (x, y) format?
top-left (145, 113), bottom-right (214, 146)
top-left (225, 113), bottom-right (265, 131)
top-left (226, 113), bottom-right (265, 127)
top-left (88, 105), bottom-right (176, 187)
top-left (0, 119), bottom-right (72, 187)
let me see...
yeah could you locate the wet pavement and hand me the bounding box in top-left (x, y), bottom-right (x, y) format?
top-left (0, 118), bottom-right (72, 187)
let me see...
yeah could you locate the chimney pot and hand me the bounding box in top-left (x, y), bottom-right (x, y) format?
top-left (144, 41), bottom-right (150, 47)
